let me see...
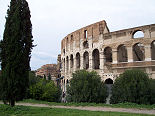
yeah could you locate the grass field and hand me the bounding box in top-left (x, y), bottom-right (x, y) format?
top-left (0, 104), bottom-right (154, 116)
top-left (19, 99), bottom-right (155, 110)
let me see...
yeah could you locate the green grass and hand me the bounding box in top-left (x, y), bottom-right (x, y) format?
top-left (19, 99), bottom-right (155, 110)
top-left (0, 104), bottom-right (154, 116)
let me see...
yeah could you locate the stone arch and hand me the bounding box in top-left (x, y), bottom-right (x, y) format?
top-left (70, 54), bottom-right (74, 69)
top-left (83, 41), bottom-right (89, 49)
top-left (92, 49), bottom-right (100, 69)
top-left (117, 44), bottom-right (128, 62)
top-left (83, 51), bottom-right (89, 69)
top-left (151, 40), bottom-right (155, 60)
top-left (104, 47), bottom-right (112, 62)
top-left (133, 43), bottom-right (145, 61)
top-left (76, 52), bottom-right (80, 69)
top-left (133, 30), bottom-right (144, 38)
top-left (66, 56), bottom-right (69, 72)
top-left (105, 78), bottom-right (113, 84)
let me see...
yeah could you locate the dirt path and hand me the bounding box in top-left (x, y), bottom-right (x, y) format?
top-left (13, 103), bottom-right (155, 115)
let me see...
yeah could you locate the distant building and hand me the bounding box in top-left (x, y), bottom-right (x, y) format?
top-left (35, 64), bottom-right (57, 80)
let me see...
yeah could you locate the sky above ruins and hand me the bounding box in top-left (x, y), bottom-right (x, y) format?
top-left (0, 0), bottom-right (155, 70)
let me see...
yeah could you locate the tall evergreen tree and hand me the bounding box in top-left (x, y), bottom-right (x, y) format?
top-left (0, 0), bottom-right (33, 107)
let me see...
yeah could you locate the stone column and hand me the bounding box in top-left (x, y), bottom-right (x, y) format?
top-left (68, 57), bottom-right (71, 74)
top-left (112, 49), bottom-right (117, 64)
top-left (65, 58), bottom-right (67, 74)
top-left (89, 51), bottom-right (93, 70)
top-left (73, 56), bottom-right (76, 72)
top-left (145, 44), bottom-right (151, 61)
top-left (100, 51), bottom-right (104, 70)
top-left (127, 46), bottom-right (133, 62)
top-left (80, 54), bottom-right (83, 69)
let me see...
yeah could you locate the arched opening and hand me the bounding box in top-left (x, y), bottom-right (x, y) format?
top-left (151, 41), bottom-right (155, 60)
top-left (66, 79), bottom-right (69, 84)
top-left (104, 47), bottom-right (112, 62)
top-left (83, 41), bottom-right (89, 49)
top-left (133, 43), bottom-right (145, 61)
top-left (76, 52), bottom-right (80, 69)
top-left (66, 56), bottom-right (69, 72)
top-left (92, 49), bottom-right (100, 69)
top-left (63, 49), bottom-right (65, 55)
top-left (105, 78), bottom-right (113, 84)
top-left (133, 30), bottom-right (144, 38)
top-left (84, 30), bottom-right (87, 39)
top-left (117, 44), bottom-right (128, 62)
top-left (70, 54), bottom-right (74, 69)
top-left (105, 78), bottom-right (113, 104)
top-left (83, 51), bottom-right (89, 69)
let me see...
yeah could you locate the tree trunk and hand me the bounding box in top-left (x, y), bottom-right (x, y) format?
top-left (10, 100), bottom-right (15, 107)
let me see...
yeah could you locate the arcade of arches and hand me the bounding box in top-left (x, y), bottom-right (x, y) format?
top-left (62, 40), bottom-right (155, 73)
top-left (60, 21), bottom-right (155, 92)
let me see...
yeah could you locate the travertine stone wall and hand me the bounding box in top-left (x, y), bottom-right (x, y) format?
top-left (60, 20), bottom-right (155, 92)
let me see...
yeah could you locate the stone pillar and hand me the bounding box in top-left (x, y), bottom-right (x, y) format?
top-left (100, 51), bottom-right (104, 70)
top-left (145, 44), bottom-right (151, 61)
top-left (127, 46), bottom-right (133, 62)
top-left (65, 58), bottom-right (67, 74)
top-left (73, 56), bottom-right (76, 72)
top-left (112, 49), bottom-right (117, 64)
top-left (68, 57), bottom-right (71, 74)
top-left (80, 39), bottom-right (83, 50)
top-left (89, 51), bottom-right (93, 70)
top-left (80, 54), bottom-right (83, 69)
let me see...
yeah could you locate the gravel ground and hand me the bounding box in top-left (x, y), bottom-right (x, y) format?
top-left (13, 103), bottom-right (155, 115)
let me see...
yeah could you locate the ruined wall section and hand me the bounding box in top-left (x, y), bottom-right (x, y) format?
top-left (102, 24), bottom-right (155, 78)
top-left (61, 20), bottom-right (108, 55)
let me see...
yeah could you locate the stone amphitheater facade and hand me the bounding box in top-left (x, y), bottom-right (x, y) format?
top-left (60, 20), bottom-right (155, 92)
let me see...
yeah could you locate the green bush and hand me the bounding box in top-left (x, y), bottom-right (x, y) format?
top-left (110, 69), bottom-right (151, 104)
top-left (29, 79), bottom-right (61, 102)
top-left (66, 70), bottom-right (107, 103)
top-left (150, 79), bottom-right (155, 104)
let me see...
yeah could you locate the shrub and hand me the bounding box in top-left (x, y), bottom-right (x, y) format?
top-left (110, 69), bottom-right (151, 104)
top-left (66, 70), bottom-right (107, 103)
top-left (150, 79), bottom-right (155, 104)
top-left (29, 79), bottom-right (61, 102)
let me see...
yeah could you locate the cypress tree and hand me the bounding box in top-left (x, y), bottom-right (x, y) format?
top-left (0, 0), bottom-right (33, 107)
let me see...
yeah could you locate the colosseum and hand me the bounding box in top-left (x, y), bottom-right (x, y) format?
top-left (60, 20), bottom-right (155, 92)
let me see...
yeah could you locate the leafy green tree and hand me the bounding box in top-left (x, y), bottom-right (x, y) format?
top-left (25, 71), bottom-right (41, 98)
top-left (29, 79), bottom-right (61, 102)
top-left (28, 71), bottom-right (40, 86)
top-left (110, 69), bottom-right (151, 104)
top-left (48, 73), bottom-right (51, 80)
top-left (0, 0), bottom-right (33, 106)
top-left (150, 79), bottom-right (155, 104)
top-left (66, 70), bottom-right (107, 103)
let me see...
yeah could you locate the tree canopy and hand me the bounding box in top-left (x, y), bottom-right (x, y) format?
top-left (66, 70), bottom-right (107, 103)
top-left (110, 69), bottom-right (152, 104)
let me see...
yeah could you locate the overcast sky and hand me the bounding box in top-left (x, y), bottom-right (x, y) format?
top-left (0, 0), bottom-right (155, 70)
